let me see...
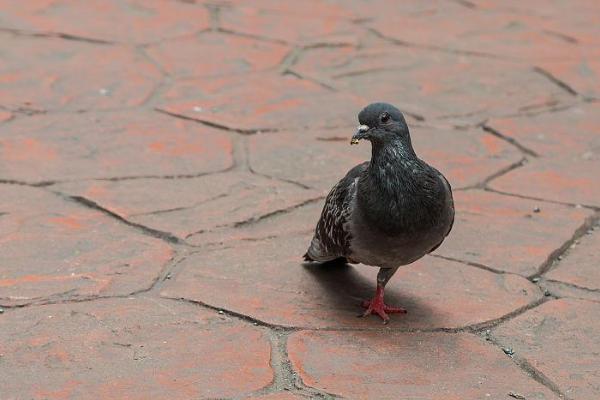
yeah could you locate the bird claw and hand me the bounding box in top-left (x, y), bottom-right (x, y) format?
top-left (360, 299), bottom-right (407, 323)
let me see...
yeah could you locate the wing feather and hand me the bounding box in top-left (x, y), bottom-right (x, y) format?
top-left (304, 162), bottom-right (368, 262)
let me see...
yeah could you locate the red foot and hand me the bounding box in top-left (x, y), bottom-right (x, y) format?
top-left (360, 285), bottom-right (407, 323)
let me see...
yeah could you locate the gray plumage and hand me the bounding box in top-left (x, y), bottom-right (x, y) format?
top-left (304, 103), bottom-right (454, 321)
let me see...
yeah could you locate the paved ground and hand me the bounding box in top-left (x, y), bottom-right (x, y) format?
top-left (0, 1), bottom-right (599, 399)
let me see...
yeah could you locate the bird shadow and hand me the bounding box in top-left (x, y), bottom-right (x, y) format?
top-left (301, 260), bottom-right (434, 324)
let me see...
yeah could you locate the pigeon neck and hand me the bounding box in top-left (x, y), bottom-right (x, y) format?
top-left (364, 137), bottom-right (422, 200)
top-left (369, 137), bottom-right (417, 172)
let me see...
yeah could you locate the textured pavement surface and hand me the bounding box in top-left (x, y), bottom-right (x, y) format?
top-left (1, 1), bottom-right (599, 399)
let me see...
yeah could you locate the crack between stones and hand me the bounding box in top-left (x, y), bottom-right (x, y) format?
top-left (429, 254), bottom-right (526, 278)
top-left (484, 187), bottom-right (600, 211)
top-left (0, 27), bottom-right (115, 45)
top-left (237, 330), bottom-right (342, 399)
top-left (485, 332), bottom-right (574, 400)
top-left (368, 28), bottom-right (506, 60)
top-left (184, 196), bottom-right (324, 240)
top-left (205, 3), bottom-right (221, 31)
top-left (161, 295), bottom-right (288, 329)
top-left (0, 164), bottom-right (238, 187)
top-left (216, 27), bottom-right (290, 46)
top-left (542, 30), bottom-right (579, 44)
top-left (0, 248), bottom-right (179, 309)
top-left (155, 108), bottom-right (278, 135)
top-left (501, 101), bottom-right (580, 119)
top-left (4, 285), bottom-right (559, 351)
top-left (0, 179), bottom-right (53, 187)
top-left (129, 193), bottom-right (230, 218)
top-left (233, 197), bottom-right (325, 228)
top-left (284, 69), bottom-right (337, 91)
top-left (0, 277), bottom-right (173, 310)
top-left (533, 213), bottom-right (600, 280)
top-left (465, 157), bottom-right (527, 190)
top-left (158, 290), bottom-right (554, 335)
top-left (247, 167), bottom-right (313, 191)
top-left (448, 0), bottom-right (477, 8)
top-left (278, 46), bottom-right (303, 71)
top-left (465, 296), bottom-right (551, 334)
top-left (59, 193), bottom-right (184, 245)
top-left (534, 214), bottom-right (600, 278)
top-left (481, 124), bottom-right (539, 158)
top-left (543, 278), bottom-right (600, 296)
top-left (534, 66), bottom-right (579, 97)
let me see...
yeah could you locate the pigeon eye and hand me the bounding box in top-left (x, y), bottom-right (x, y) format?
top-left (380, 113), bottom-right (390, 123)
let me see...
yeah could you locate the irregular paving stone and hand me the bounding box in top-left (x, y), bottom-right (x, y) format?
top-left (487, 103), bottom-right (600, 158)
top-left (492, 298), bottom-right (600, 400)
top-left (538, 60), bottom-right (600, 100)
top-left (473, 0), bottom-right (600, 47)
top-left (538, 279), bottom-right (600, 303)
top-left (246, 394), bottom-right (304, 400)
top-left (288, 331), bottom-right (559, 399)
top-left (0, 34), bottom-right (161, 112)
top-left (293, 45), bottom-right (573, 123)
top-left (437, 190), bottom-right (593, 276)
top-left (370, 4), bottom-right (600, 62)
top-left (0, 111), bottom-right (12, 122)
top-left (55, 172), bottom-right (321, 240)
top-left (0, 297), bottom-right (273, 399)
top-left (145, 32), bottom-right (289, 79)
top-left (0, 0), bottom-right (210, 44)
top-left (210, 0), bottom-right (357, 19)
top-left (491, 157), bottom-right (600, 208)
top-left (546, 227), bottom-right (600, 290)
top-left (219, 5), bottom-right (359, 45)
top-left (248, 129), bottom-right (371, 193)
top-left (0, 185), bottom-right (173, 307)
top-left (0, 111), bottom-right (232, 182)
top-left (161, 234), bottom-right (540, 329)
top-left (187, 199), bottom-right (322, 246)
top-left (248, 125), bottom-right (521, 191)
top-left (156, 73), bottom-right (364, 132)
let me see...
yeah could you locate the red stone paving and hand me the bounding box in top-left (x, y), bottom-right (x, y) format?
top-left (54, 171), bottom-right (321, 240)
top-left (0, 111), bottom-right (233, 182)
top-left (288, 331), bottom-right (559, 399)
top-left (1, 1), bottom-right (600, 399)
top-left (492, 298), bottom-right (600, 400)
top-left (292, 45), bottom-right (576, 124)
top-left (219, 5), bottom-right (359, 46)
top-left (487, 102), bottom-right (600, 158)
top-left (545, 226), bottom-right (600, 290)
top-left (0, 185), bottom-right (173, 307)
top-left (157, 72), bottom-right (364, 132)
top-left (246, 394), bottom-right (304, 400)
top-left (0, 0), bottom-right (211, 44)
top-left (491, 156), bottom-right (600, 208)
top-left (161, 235), bottom-right (541, 329)
top-left (435, 190), bottom-right (593, 276)
top-left (145, 32), bottom-right (290, 79)
top-left (0, 34), bottom-right (161, 112)
top-left (538, 59), bottom-right (600, 101)
top-left (0, 297), bottom-right (273, 399)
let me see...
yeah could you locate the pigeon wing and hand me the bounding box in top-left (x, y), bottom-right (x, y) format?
top-left (304, 162), bottom-right (368, 262)
top-left (428, 171), bottom-right (455, 253)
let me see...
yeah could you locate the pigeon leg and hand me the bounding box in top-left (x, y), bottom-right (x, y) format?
top-left (361, 267), bottom-right (406, 323)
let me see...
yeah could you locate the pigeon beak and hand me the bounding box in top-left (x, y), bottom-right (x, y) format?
top-left (351, 125), bottom-right (370, 145)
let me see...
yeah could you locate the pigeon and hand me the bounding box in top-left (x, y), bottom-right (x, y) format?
top-left (304, 102), bottom-right (455, 322)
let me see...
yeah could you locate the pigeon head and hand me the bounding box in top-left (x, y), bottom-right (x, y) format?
top-left (351, 103), bottom-right (409, 145)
